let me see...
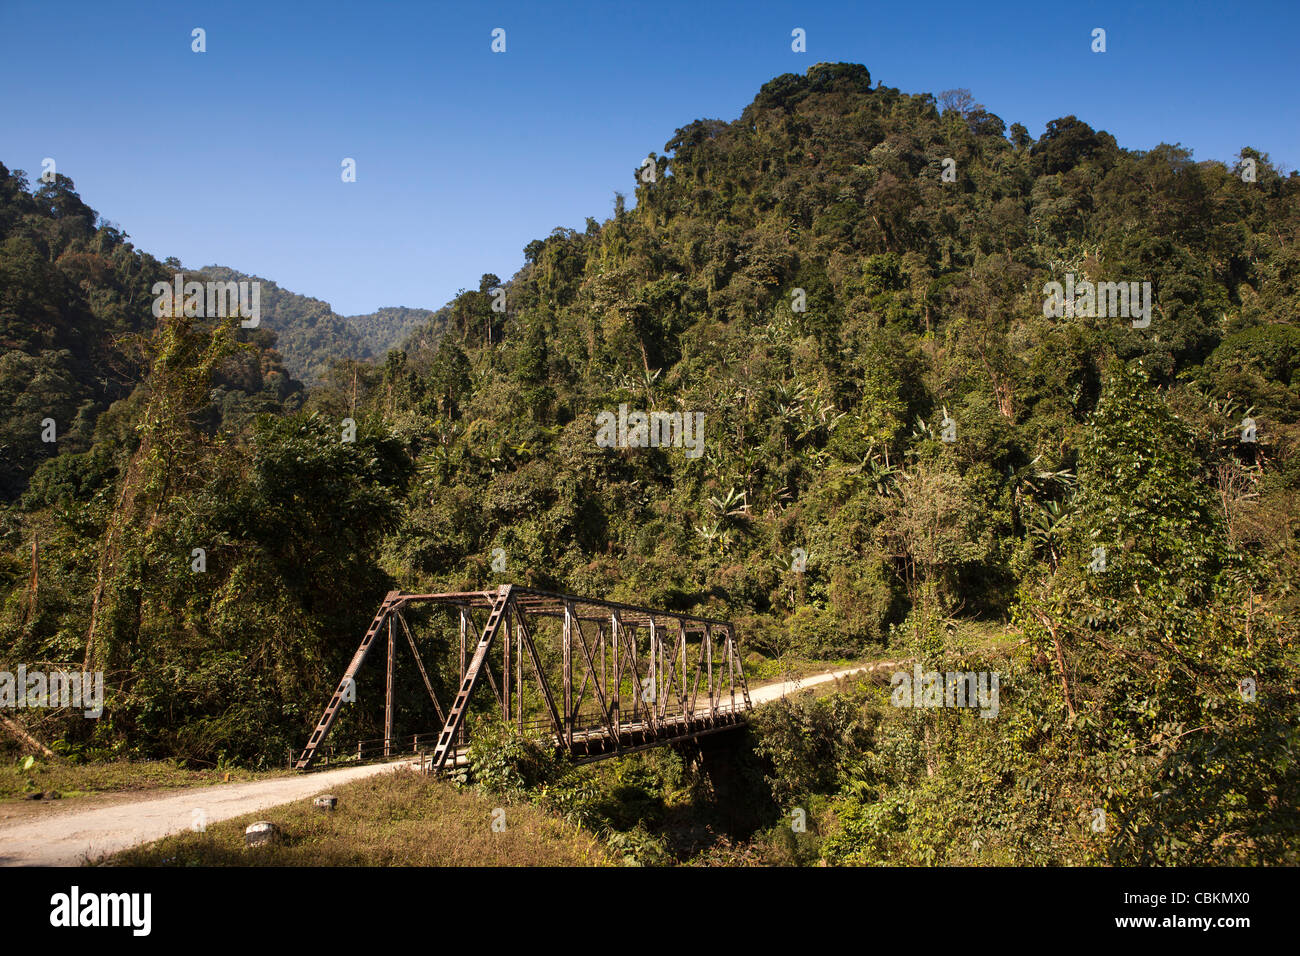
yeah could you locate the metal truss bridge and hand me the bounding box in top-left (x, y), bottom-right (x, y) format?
top-left (295, 585), bottom-right (753, 772)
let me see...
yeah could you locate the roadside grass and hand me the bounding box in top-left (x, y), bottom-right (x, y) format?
top-left (99, 770), bottom-right (613, 867)
top-left (1, 757), bottom-right (289, 802)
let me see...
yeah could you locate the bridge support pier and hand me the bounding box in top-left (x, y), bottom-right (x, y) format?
top-left (673, 726), bottom-right (760, 837)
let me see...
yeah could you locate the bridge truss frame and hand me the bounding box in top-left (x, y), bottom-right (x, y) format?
top-left (295, 585), bottom-right (753, 771)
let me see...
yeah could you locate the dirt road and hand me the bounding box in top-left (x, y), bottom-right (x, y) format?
top-left (0, 761), bottom-right (412, 866)
top-left (740, 660), bottom-right (904, 706)
top-left (0, 661), bottom-right (898, 866)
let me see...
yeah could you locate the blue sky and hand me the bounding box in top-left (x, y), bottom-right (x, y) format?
top-left (2, 0), bottom-right (1296, 316)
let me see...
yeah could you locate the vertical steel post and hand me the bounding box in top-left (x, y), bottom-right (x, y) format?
top-left (649, 617), bottom-right (657, 728)
top-left (680, 621), bottom-right (687, 715)
top-left (458, 608), bottom-right (468, 744)
top-left (728, 626), bottom-right (737, 714)
top-left (385, 615), bottom-right (395, 757)
top-left (502, 614), bottom-right (512, 722)
top-left (620, 617), bottom-right (633, 722)
top-left (563, 605), bottom-right (573, 748)
top-left (459, 608), bottom-right (467, 684)
top-left (705, 625), bottom-right (714, 718)
top-left (610, 615), bottom-right (619, 728)
top-left (515, 607), bottom-right (523, 731)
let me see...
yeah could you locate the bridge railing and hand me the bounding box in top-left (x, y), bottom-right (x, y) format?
top-left (296, 732), bottom-right (468, 770)
top-left (300, 699), bottom-right (747, 769)
top-left (514, 695), bottom-right (745, 739)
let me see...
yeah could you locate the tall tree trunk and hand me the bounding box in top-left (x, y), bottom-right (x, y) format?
top-left (83, 429), bottom-right (153, 672)
top-left (21, 534), bottom-right (37, 625)
top-left (1034, 608), bottom-right (1076, 719)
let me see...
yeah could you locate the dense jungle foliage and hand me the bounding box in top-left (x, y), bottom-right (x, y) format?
top-left (2, 62), bottom-right (1296, 864)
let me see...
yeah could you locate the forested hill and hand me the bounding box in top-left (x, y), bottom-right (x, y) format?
top-left (349, 306), bottom-right (448, 359)
top-left (0, 168), bottom-right (308, 500)
top-left (0, 163), bottom-right (446, 501)
top-left (198, 266), bottom-right (447, 382)
top-left (2, 62), bottom-right (1297, 865)
top-left (196, 265), bottom-right (369, 382)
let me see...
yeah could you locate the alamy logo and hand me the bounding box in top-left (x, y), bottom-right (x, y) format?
top-left (890, 665), bottom-right (1000, 718)
top-left (50, 886), bottom-right (151, 936)
top-left (595, 404), bottom-right (705, 458)
top-left (0, 667), bottom-right (103, 718)
top-left (151, 274), bottom-right (260, 328)
top-left (1042, 273), bottom-right (1152, 328)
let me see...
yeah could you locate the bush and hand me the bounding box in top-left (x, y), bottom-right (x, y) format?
top-left (466, 717), bottom-right (565, 796)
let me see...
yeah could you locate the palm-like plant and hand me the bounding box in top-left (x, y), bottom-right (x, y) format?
top-left (1025, 498), bottom-right (1068, 570)
top-left (693, 521), bottom-right (721, 544)
top-left (708, 486), bottom-right (750, 521)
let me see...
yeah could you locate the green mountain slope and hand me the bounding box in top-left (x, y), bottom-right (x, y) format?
top-left (2, 63), bottom-right (1297, 865)
top-left (347, 305), bottom-right (447, 357)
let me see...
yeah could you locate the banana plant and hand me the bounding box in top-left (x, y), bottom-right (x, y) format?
top-left (845, 447), bottom-right (899, 496)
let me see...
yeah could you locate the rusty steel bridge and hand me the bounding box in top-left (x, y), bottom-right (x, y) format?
top-left (295, 585), bottom-right (753, 772)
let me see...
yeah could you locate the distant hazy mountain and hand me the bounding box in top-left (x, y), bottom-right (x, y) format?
top-left (198, 265), bottom-right (368, 382)
top-left (200, 267), bottom-right (448, 382)
top-left (345, 306), bottom-right (446, 358)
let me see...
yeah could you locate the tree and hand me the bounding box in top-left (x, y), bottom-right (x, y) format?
top-left (429, 338), bottom-right (471, 418)
top-left (1015, 362), bottom-right (1296, 863)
